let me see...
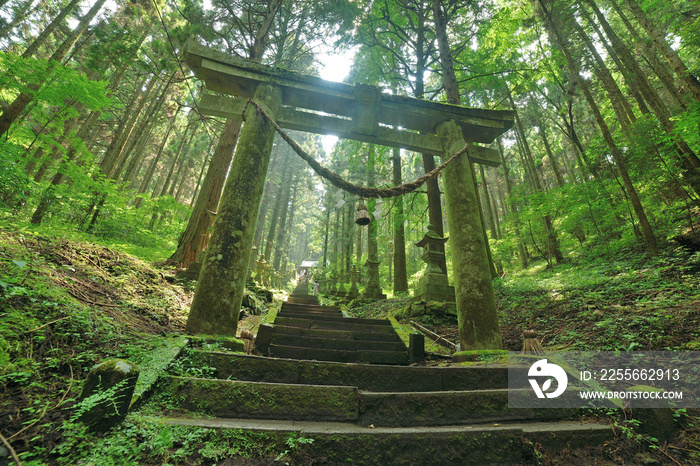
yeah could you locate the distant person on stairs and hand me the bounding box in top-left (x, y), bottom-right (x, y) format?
top-left (313, 280), bottom-right (320, 296)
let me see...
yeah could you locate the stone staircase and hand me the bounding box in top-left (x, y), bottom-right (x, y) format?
top-left (258, 292), bottom-right (409, 365)
top-left (149, 290), bottom-right (612, 464)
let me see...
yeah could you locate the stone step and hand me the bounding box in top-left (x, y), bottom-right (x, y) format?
top-left (161, 375), bottom-right (358, 422)
top-left (183, 352), bottom-right (527, 391)
top-left (286, 298), bottom-right (319, 305)
top-left (159, 416), bottom-right (613, 465)
top-left (277, 311), bottom-right (346, 320)
top-left (270, 344), bottom-right (409, 365)
top-left (271, 333), bottom-right (407, 352)
top-left (358, 389), bottom-right (576, 427)
top-left (281, 302), bottom-right (341, 312)
top-left (275, 316), bottom-right (396, 334)
top-left (272, 324), bottom-right (403, 343)
top-left (160, 375), bottom-right (571, 428)
top-left (287, 295), bottom-right (315, 303)
top-left (277, 311), bottom-right (390, 326)
top-left (278, 306), bottom-right (344, 315)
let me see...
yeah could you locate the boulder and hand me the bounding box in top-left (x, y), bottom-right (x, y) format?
top-left (75, 359), bottom-right (139, 431)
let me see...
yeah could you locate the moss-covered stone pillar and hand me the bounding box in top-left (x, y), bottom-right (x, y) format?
top-left (186, 84), bottom-right (282, 335)
top-left (437, 120), bottom-right (503, 350)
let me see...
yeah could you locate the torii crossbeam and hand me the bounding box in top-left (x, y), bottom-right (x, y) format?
top-left (184, 41), bottom-right (514, 350)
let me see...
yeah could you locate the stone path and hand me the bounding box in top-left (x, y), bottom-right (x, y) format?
top-left (257, 291), bottom-right (409, 365)
top-left (151, 289), bottom-right (611, 464)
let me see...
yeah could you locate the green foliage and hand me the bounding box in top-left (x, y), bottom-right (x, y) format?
top-left (48, 416), bottom-right (295, 465)
top-left (276, 434), bottom-right (315, 463)
top-left (0, 142), bottom-right (36, 210)
top-left (495, 249), bottom-right (700, 352)
top-left (0, 51), bottom-right (110, 136)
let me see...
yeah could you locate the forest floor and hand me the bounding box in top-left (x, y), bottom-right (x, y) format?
top-left (1, 224), bottom-right (699, 464)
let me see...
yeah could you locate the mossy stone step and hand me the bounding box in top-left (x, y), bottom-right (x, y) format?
top-left (271, 333), bottom-right (407, 352)
top-left (273, 324), bottom-right (403, 343)
top-left (283, 301), bottom-right (324, 307)
top-left (161, 375), bottom-right (358, 422)
top-left (358, 389), bottom-right (577, 427)
top-left (277, 312), bottom-right (391, 326)
top-left (185, 351), bottom-right (524, 391)
top-left (277, 309), bottom-right (345, 319)
top-left (277, 308), bottom-right (344, 316)
top-left (159, 416), bottom-right (613, 465)
top-left (280, 303), bottom-right (342, 312)
top-left (286, 296), bottom-right (317, 303)
top-left (275, 316), bottom-right (397, 334)
top-left (270, 344), bottom-right (409, 365)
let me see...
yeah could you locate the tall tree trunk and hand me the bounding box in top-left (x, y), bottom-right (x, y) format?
top-left (170, 0), bottom-right (284, 267)
top-left (536, 0), bottom-right (658, 256)
top-left (20, 0), bottom-right (82, 59)
top-left (189, 140), bottom-right (214, 207)
top-left (569, 12), bottom-right (635, 132)
top-left (322, 200), bottom-right (331, 268)
top-left (272, 173), bottom-right (298, 270)
top-left (608, 0), bottom-right (688, 110)
top-left (135, 110), bottom-right (179, 207)
top-left (510, 95), bottom-right (565, 265)
top-left (583, 0), bottom-right (700, 193)
top-left (479, 165), bottom-right (499, 240)
top-left (169, 119), bottom-right (242, 265)
top-left (498, 139), bottom-right (528, 268)
top-left (392, 146), bottom-right (408, 293)
top-left (98, 75), bottom-right (156, 179)
top-left (540, 123), bottom-right (566, 188)
top-left (621, 0), bottom-right (700, 102)
top-left (263, 154), bottom-right (293, 261)
top-left (413, 6), bottom-right (448, 274)
top-left (0, 0), bottom-right (109, 137)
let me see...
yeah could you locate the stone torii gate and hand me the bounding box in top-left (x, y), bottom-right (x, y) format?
top-left (184, 41), bottom-right (514, 350)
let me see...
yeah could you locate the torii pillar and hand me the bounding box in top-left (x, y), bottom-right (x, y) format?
top-left (186, 84), bottom-right (281, 335)
top-left (438, 121), bottom-right (502, 350)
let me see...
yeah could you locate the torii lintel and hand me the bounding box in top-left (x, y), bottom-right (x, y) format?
top-left (185, 41), bottom-right (514, 165)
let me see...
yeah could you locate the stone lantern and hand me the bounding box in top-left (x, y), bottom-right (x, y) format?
top-left (255, 254), bottom-right (268, 287)
top-left (247, 246), bottom-right (258, 283)
top-left (347, 265), bottom-right (360, 299)
top-left (414, 224), bottom-right (455, 302)
top-left (363, 258), bottom-right (386, 300)
top-left (336, 271), bottom-right (347, 297)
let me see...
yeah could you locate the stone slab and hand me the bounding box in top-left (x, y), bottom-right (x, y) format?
top-left (277, 312), bottom-right (391, 326)
top-left (186, 352), bottom-right (526, 391)
top-left (270, 344), bottom-right (409, 365)
top-left (275, 316), bottom-right (396, 334)
top-left (159, 416), bottom-right (611, 465)
top-left (271, 334), bottom-right (406, 352)
top-left (162, 375), bottom-right (358, 422)
top-left (273, 325), bottom-right (403, 343)
top-left (359, 389), bottom-right (543, 427)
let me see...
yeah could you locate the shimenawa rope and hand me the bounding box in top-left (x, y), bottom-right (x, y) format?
top-left (244, 99), bottom-right (470, 199)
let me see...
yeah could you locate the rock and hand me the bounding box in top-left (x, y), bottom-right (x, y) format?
top-left (263, 289), bottom-right (273, 302)
top-left (75, 359), bottom-right (139, 432)
top-left (630, 407), bottom-right (678, 443)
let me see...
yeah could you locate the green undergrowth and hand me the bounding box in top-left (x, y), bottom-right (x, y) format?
top-left (0, 224), bottom-right (285, 464)
top-left (341, 246), bottom-right (700, 353)
top-left (50, 414), bottom-right (314, 465)
top-left (0, 225), bottom-right (194, 463)
top-left (496, 247), bottom-right (700, 352)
